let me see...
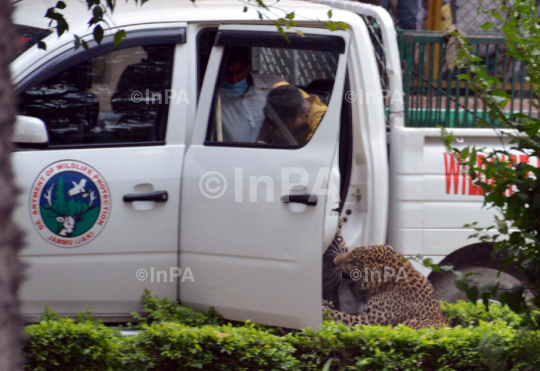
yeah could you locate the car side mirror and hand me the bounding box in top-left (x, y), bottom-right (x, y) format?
top-left (12, 115), bottom-right (48, 147)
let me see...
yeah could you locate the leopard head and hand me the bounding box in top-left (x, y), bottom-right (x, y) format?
top-left (333, 245), bottom-right (401, 289)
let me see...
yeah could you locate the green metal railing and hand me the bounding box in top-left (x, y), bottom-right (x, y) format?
top-left (398, 30), bottom-right (539, 128)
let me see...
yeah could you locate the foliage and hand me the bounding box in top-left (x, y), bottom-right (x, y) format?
top-left (131, 289), bottom-right (292, 335)
top-left (293, 321), bottom-right (523, 371)
top-left (24, 307), bottom-right (125, 371)
top-left (125, 322), bottom-right (299, 371)
top-left (240, 1), bottom-right (348, 41)
top-left (37, 0), bottom-right (348, 51)
top-left (478, 330), bottom-right (540, 371)
top-left (131, 289), bottom-right (225, 327)
top-left (39, 0), bottom-right (127, 50)
top-left (23, 296), bottom-right (540, 371)
top-left (438, 0), bottom-right (540, 324)
top-left (442, 300), bottom-right (526, 328)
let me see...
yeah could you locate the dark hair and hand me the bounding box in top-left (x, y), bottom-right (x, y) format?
top-left (226, 46), bottom-right (250, 67)
top-left (264, 85), bottom-right (304, 124)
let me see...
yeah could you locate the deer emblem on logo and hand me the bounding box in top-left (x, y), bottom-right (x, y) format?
top-left (31, 161), bottom-right (109, 248)
top-left (42, 175), bottom-right (97, 237)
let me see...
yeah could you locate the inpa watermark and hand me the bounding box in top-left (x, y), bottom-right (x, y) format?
top-left (131, 89), bottom-right (190, 105)
top-left (198, 167), bottom-right (340, 203)
top-left (349, 267), bottom-right (409, 283)
top-left (344, 89), bottom-right (404, 105)
top-left (136, 267), bottom-right (195, 283)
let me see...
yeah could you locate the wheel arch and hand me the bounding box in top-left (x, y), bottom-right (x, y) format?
top-left (428, 242), bottom-right (525, 284)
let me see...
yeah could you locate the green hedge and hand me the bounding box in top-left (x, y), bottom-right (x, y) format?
top-left (24, 294), bottom-right (540, 371)
top-left (292, 321), bottom-right (532, 370)
top-left (132, 290), bottom-right (225, 327)
top-left (124, 323), bottom-right (299, 371)
top-left (441, 300), bottom-right (526, 329)
top-left (25, 312), bottom-right (126, 371)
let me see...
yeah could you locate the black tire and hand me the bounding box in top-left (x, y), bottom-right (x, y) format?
top-left (432, 266), bottom-right (533, 303)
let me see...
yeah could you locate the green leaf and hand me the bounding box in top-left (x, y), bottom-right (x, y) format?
top-left (113, 29), bottom-right (126, 46)
top-left (275, 24), bottom-right (289, 43)
top-left (57, 20), bottom-right (68, 37)
top-left (467, 285), bottom-right (479, 303)
top-left (327, 9), bottom-right (333, 18)
top-left (440, 265), bottom-right (454, 272)
top-left (491, 95), bottom-right (508, 106)
top-left (482, 292), bottom-right (491, 311)
top-left (499, 291), bottom-right (509, 307)
top-left (491, 89), bottom-right (510, 99)
top-left (458, 74), bottom-right (471, 81)
top-left (93, 5), bottom-right (103, 20)
top-left (455, 276), bottom-right (469, 293)
top-left (460, 146), bottom-right (470, 159)
top-left (481, 22), bottom-right (494, 30)
top-left (479, 280), bottom-right (497, 295)
top-left (492, 13), bottom-right (504, 22)
top-left (470, 148), bottom-right (477, 167)
top-left (506, 290), bottom-right (524, 313)
top-left (45, 8), bottom-right (56, 19)
top-left (322, 358), bottom-right (333, 371)
top-left (285, 12), bottom-right (295, 20)
top-left (485, 76), bottom-right (502, 85)
top-left (325, 21), bottom-right (338, 31)
top-left (496, 219), bottom-right (508, 234)
top-left (93, 25), bottom-right (104, 44)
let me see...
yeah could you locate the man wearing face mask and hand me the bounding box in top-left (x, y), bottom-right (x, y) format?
top-left (219, 47), bottom-right (283, 143)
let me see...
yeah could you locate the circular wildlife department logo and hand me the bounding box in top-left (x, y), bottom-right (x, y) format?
top-left (29, 161), bottom-right (111, 248)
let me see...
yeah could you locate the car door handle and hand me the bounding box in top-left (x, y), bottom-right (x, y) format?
top-left (123, 191), bottom-right (168, 203)
top-left (280, 194), bottom-right (317, 206)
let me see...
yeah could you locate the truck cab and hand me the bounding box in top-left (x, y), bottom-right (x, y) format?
top-left (12, 0), bottom-right (522, 329)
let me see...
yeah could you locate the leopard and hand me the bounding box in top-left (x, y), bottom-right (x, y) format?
top-left (322, 222), bottom-right (449, 330)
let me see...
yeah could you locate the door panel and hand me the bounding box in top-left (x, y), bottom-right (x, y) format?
top-left (16, 147), bottom-right (184, 317)
top-left (14, 40), bottom-right (186, 319)
top-left (180, 26), bottom-right (349, 329)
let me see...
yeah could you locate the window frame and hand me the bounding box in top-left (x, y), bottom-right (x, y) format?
top-left (196, 27), bottom-right (219, 100)
top-left (15, 27), bottom-right (185, 150)
top-left (203, 30), bottom-right (347, 150)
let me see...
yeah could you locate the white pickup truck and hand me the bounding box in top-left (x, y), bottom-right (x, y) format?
top-left (11, 0), bottom-right (525, 329)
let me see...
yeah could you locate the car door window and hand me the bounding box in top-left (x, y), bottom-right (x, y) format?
top-left (18, 44), bottom-right (174, 147)
top-left (205, 34), bottom-right (342, 148)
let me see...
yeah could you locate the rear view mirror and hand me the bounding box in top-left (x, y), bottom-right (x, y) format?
top-left (12, 115), bottom-right (48, 146)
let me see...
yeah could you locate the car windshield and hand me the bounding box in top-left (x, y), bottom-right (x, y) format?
top-left (13, 24), bottom-right (51, 59)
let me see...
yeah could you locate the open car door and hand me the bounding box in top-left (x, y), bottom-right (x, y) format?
top-left (180, 25), bottom-right (349, 329)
